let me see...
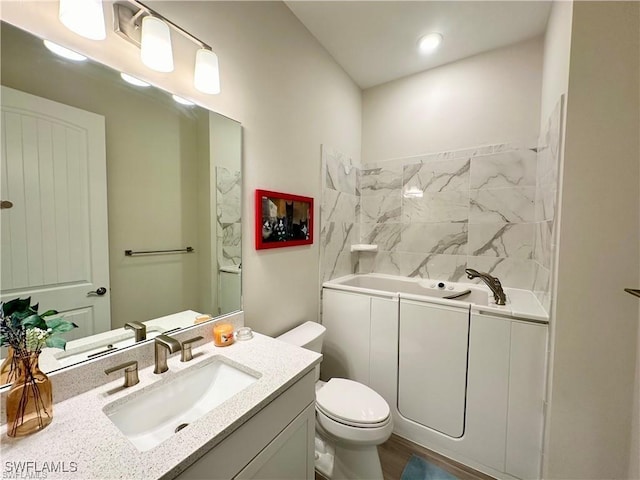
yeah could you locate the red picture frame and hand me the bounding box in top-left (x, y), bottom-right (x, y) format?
top-left (255, 190), bottom-right (314, 250)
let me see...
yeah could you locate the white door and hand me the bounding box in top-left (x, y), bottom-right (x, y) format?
top-left (1, 86), bottom-right (110, 339)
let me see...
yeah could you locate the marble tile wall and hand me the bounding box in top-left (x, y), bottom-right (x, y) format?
top-left (320, 121), bottom-right (562, 315)
top-left (533, 97), bottom-right (564, 313)
top-left (357, 144), bottom-right (538, 289)
top-left (216, 166), bottom-right (242, 267)
top-left (320, 145), bottom-right (360, 283)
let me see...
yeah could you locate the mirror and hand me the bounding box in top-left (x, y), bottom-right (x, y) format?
top-left (0, 22), bottom-right (242, 378)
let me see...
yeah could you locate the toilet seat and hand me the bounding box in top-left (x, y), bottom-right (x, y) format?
top-left (316, 378), bottom-right (390, 428)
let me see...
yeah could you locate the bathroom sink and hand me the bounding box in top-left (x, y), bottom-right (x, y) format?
top-left (103, 356), bottom-right (260, 451)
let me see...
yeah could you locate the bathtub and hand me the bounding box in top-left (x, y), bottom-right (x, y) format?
top-left (320, 273), bottom-right (548, 479)
top-left (324, 273), bottom-right (491, 306)
top-left (324, 273), bottom-right (548, 321)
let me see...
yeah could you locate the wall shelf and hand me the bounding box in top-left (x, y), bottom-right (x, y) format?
top-left (350, 244), bottom-right (378, 253)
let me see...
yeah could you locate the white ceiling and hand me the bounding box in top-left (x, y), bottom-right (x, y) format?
top-left (285, 1), bottom-right (552, 89)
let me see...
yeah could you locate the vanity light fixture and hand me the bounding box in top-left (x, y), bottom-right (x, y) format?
top-left (194, 48), bottom-right (220, 95)
top-left (172, 94), bottom-right (195, 106)
top-left (140, 16), bottom-right (174, 73)
top-left (113, 1), bottom-right (221, 94)
top-left (59, 0), bottom-right (106, 41)
top-left (418, 33), bottom-right (443, 54)
top-left (120, 72), bottom-right (150, 87)
top-left (43, 40), bottom-right (88, 61)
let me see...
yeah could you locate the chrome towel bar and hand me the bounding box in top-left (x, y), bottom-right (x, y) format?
top-left (125, 246), bottom-right (194, 256)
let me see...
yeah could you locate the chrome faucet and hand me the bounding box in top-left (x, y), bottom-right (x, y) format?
top-left (124, 321), bottom-right (147, 343)
top-left (154, 335), bottom-right (181, 374)
top-left (465, 268), bottom-right (507, 305)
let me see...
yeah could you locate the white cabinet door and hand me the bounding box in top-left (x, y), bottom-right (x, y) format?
top-left (235, 404), bottom-right (315, 480)
top-left (462, 313), bottom-right (511, 472)
top-left (505, 321), bottom-right (547, 480)
top-left (398, 300), bottom-right (470, 438)
top-left (321, 289), bottom-right (371, 384)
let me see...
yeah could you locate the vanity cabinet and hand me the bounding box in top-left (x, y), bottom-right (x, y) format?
top-left (174, 371), bottom-right (315, 480)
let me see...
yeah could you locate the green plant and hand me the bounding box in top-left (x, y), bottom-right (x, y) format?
top-left (0, 297), bottom-right (78, 354)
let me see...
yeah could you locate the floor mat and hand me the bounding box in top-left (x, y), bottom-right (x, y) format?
top-left (400, 454), bottom-right (460, 480)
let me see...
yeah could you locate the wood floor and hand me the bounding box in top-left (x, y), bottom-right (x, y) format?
top-left (315, 434), bottom-right (494, 480)
top-left (378, 434), bottom-right (495, 480)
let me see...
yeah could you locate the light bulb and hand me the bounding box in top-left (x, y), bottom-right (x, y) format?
top-left (43, 40), bottom-right (87, 61)
top-left (194, 48), bottom-right (220, 94)
top-left (418, 33), bottom-right (443, 54)
top-left (140, 16), bottom-right (174, 73)
top-left (59, 0), bottom-right (106, 41)
top-left (120, 73), bottom-right (150, 87)
top-left (172, 95), bottom-right (194, 106)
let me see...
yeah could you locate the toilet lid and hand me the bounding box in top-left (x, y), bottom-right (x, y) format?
top-left (316, 378), bottom-right (390, 427)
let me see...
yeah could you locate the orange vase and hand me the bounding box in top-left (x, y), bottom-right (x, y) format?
top-left (6, 352), bottom-right (53, 437)
top-left (0, 346), bottom-right (18, 385)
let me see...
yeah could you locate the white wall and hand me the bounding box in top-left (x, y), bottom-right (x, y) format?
top-left (362, 36), bottom-right (543, 163)
top-left (537, 2), bottom-right (573, 476)
top-left (539, 1), bottom-right (573, 130)
top-left (1, 1), bottom-right (362, 336)
top-left (544, 2), bottom-right (640, 478)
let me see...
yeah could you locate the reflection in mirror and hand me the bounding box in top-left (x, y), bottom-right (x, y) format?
top-left (0, 22), bottom-right (242, 379)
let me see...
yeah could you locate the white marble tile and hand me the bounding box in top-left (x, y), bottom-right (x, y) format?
top-left (400, 253), bottom-right (469, 281)
top-left (533, 262), bottom-right (551, 314)
top-left (322, 189), bottom-right (359, 224)
top-left (321, 221), bottom-right (357, 278)
top-left (360, 223), bottom-right (402, 251)
top-left (399, 223), bottom-right (468, 255)
top-left (323, 146), bottom-right (357, 195)
top-left (402, 191), bottom-right (470, 223)
top-left (403, 158), bottom-right (470, 193)
top-left (533, 220), bottom-right (553, 268)
top-left (360, 193), bottom-right (402, 223)
top-left (465, 257), bottom-right (536, 290)
top-left (359, 165), bottom-right (403, 196)
top-left (469, 187), bottom-right (536, 223)
top-left (468, 223), bottom-right (534, 259)
top-left (322, 251), bottom-right (356, 283)
top-left (470, 150), bottom-right (536, 189)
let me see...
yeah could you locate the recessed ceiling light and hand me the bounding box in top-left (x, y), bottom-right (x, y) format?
top-left (43, 40), bottom-right (87, 61)
top-left (172, 94), bottom-right (194, 106)
top-left (418, 33), bottom-right (443, 54)
top-left (120, 73), bottom-right (150, 87)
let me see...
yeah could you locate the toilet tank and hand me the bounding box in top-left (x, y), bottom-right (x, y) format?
top-left (277, 321), bottom-right (326, 353)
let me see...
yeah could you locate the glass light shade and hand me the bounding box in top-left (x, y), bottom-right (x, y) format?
top-left (58, 0), bottom-right (106, 41)
top-left (140, 16), bottom-right (174, 73)
top-left (194, 49), bottom-right (220, 94)
top-left (43, 40), bottom-right (87, 61)
top-left (418, 33), bottom-right (443, 54)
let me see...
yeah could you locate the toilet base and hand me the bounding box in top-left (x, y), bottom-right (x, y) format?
top-left (314, 431), bottom-right (384, 480)
top-left (315, 433), bottom-right (335, 478)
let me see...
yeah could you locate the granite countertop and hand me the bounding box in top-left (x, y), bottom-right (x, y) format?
top-left (1, 333), bottom-right (321, 480)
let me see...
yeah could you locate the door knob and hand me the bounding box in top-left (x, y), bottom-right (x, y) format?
top-left (87, 287), bottom-right (107, 296)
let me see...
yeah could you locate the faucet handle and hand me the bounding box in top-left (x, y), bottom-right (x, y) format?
top-left (105, 360), bottom-right (139, 388)
top-left (180, 336), bottom-right (204, 362)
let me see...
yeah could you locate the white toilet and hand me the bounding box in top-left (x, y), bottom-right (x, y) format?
top-left (277, 321), bottom-right (393, 480)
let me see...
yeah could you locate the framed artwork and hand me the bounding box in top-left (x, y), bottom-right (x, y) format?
top-left (255, 190), bottom-right (313, 250)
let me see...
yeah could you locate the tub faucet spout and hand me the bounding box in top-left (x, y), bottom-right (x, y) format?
top-left (465, 268), bottom-right (506, 305)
